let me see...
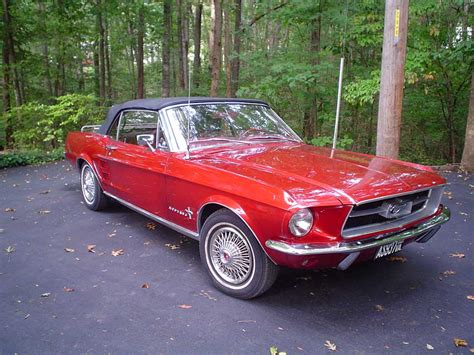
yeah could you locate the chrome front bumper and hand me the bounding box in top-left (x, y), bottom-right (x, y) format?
top-left (265, 206), bottom-right (450, 256)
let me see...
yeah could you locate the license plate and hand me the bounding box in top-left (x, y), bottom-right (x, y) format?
top-left (374, 240), bottom-right (404, 259)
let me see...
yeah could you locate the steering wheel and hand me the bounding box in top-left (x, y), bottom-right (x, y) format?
top-left (239, 128), bottom-right (268, 137)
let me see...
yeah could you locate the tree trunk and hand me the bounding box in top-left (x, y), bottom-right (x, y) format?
top-left (2, 0), bottom-right (12, 147)
top-left (162, 0), bottom-right (171, 97)
top-left (105, 16), bottom-right (113, 103)
top-left (127, 20), bottom-right (137, 99)
top-left (176, 0), bottom-right (188, 92)
top-left (461, 73), bottom-right (474, 172)
top-left (93, 41), bottom-right (100, 102)
top-left (38, 1), bottom-right (53, 98)
top-left (303, 11), bottom-right (321, 140)
top-left (230, 0), bottom-right (241, 97)
top-left (3, 0), bottom-right (22, 106)
top-left (137, 4), bottom-right (145, 99)
top-left (224, 1), bottom-right (232, 97)
top-left (97, 0), bottom-right (106, 104)
top-left (376, 0), bottom-right (409, 158)
top-left (209, 0), bottom-right (222, 97)
top-left (193, 2), bottom-right (202, 89)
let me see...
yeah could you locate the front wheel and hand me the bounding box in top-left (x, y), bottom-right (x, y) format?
top-left (80, 162), bottom-right (108, 211)
top-left (200, 209), bottom-right (279, 299)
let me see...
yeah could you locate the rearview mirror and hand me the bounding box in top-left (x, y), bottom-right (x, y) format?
top-left (137, 134), bottom-right (155, 152)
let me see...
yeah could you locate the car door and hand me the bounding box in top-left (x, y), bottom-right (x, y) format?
top-left (102, 110), bottom-right (170, 217)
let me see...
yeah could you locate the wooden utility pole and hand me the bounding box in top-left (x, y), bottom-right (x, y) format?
top-left (376, 0), bottom-right (409, 158)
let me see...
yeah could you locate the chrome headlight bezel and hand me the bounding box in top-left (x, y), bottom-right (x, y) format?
top-left (288, 208), bottom-right (314, 237)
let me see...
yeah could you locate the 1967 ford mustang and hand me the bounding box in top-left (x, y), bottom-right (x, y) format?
top-left (65, 97), bottom-right (450, 299)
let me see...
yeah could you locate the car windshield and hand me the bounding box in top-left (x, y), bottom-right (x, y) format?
top-left (165, 103), bottom-right (301, 151)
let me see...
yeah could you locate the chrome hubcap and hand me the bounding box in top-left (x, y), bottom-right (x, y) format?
top-left (82, 167), bottom-right (96, 203)
top-left (209, 226), bottom-right (253, 285)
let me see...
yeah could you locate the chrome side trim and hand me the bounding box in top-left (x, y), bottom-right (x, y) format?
top-left (197, 201), bottom-right (277, 264)
top-left (103, 191), bottom-right (199, 240)
top-left (265, 206), bottom-right (450, 256)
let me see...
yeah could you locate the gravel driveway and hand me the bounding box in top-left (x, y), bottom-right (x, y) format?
top-left (0, 161), bottom-right (473, 354)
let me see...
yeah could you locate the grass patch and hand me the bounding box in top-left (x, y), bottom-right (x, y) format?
top-left (0, 148), bottom-right (64, 169)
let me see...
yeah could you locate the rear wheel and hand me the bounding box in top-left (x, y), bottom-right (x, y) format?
top-left (80, 162), bottom-right (108, 211)
top-left (200, 209), bottom-right (279, 299)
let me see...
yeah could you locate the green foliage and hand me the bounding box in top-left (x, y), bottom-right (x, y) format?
top-left (0, 148), bottom-right (64, 169)
top-left (310, 135), bottom-right (354, 150)
top-left (7, 94), bottom-right (104, 150)
top-left (344, 71), bottom-right (380, 106)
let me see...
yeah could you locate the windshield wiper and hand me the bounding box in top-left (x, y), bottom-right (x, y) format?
top-left (189, 137), bottom-right (252, 147)
top-left (246, 134), bottom-right (301, 143)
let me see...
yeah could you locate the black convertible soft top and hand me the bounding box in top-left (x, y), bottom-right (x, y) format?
top-left (98, 97), bottom-right (269, 134)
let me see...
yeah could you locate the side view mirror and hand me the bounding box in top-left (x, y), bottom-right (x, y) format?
top-left (137, 134), bottom-right (156, 152)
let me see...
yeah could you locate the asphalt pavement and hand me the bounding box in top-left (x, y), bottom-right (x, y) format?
top-left (0, 161), bottom-right (473, 354)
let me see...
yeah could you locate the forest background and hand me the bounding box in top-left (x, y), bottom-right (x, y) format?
top-left (1, 0), bottom-right (472, 167)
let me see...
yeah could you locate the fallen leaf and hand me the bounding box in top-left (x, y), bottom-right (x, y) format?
top-left (111, 249), bottom-right (124, 256)
top-left (145, 222), bottom-right (157, 230)
top-left (38, 210), bottom-right (51, 215)
top-left (277, 327), bottom-right (284, 331)
top-left (63, 287), bottom-right (74, 292)
top-left (141, 283), bottom-right (149, 289)
top-left (4, 246), bottom-right (15, 254)
top-left (454, 338), bottom-right (468, 347)
top-left (199, 290), bottom-right (217, 301)
top-left (386, 255), bottom-right (407, 263)
top-left (467, 295), bottom-right (474, 301)
top-left (426, 344), bottom-right (434, 350)
top-left (375, 304), bottom-right (384, 311)
top-left (269, 346), bottom-right (286, 355)
top-left (178, 304), bottom-right (192, 309)
top-left (0, 228), bottom-right (4, 233)
top-left (41, 293), bottom-right (51, 297)
top-left (4, 207), bottom-right (15, 212)
top-left (165, 243), bottom-right (180, 250)
top-left (24, 314), bottom-right (30, 319)
top-left (39, 190), bottom-right (51, 194)
top-left (64, 248), bottom-right (75, 253)
top-left (459, 212), bottom-right (468, 216)
top-left (324, 340), bottom-right (337, 351)
top-left (450, 253), bottom-right (465, 258)
top-left (442, 270), bottom-right (456, 277)
top-left (470, 348), bottom-right (474, 353)
top-left (87, 244), bottom-right (96, 253)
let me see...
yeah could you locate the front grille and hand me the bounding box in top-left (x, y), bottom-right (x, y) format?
top-left (342, 186), bottom-right (444, 238)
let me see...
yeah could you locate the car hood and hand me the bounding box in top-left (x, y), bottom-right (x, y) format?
top-left (194, 142), bottom-right (445, 205)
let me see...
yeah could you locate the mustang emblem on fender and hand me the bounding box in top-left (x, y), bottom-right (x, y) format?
top-left (169, 206), bottom-right (193, 219)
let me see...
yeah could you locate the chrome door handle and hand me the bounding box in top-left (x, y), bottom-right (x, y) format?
top-left (106, 145), bottom-right (118, 151)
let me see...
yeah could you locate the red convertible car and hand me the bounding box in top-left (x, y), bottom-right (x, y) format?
top-left (65, 97), bottom-right (450, 299)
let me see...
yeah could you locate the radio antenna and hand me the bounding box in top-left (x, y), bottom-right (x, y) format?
top-left (185, 62), bottom-right (191, 159)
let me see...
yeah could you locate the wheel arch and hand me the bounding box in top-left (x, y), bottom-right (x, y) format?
top-left (197, 199), bottom-right (276, 264)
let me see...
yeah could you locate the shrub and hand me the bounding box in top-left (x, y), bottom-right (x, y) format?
top-left (6, 94), bottom-right (104, 150)
top-left (0, 149), bottom-right (65, 169)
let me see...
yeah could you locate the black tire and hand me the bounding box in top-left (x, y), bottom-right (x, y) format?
top-left (200, 209), bottom-right (279, 299)
top-left (80, 162), bottom-right (108, 211)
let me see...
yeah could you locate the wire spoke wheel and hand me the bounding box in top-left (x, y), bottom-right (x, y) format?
top-left (208, 226), bottom-right (254, 286)
top-left (81, 166), bottom-right (96, 204)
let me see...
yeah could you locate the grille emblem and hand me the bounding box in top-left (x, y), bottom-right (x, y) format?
top-left (379, 199), bottom-right (413, 219)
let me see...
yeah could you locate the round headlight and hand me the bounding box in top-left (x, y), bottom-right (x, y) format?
top-left (289, 208), bottom-right (314, 237)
